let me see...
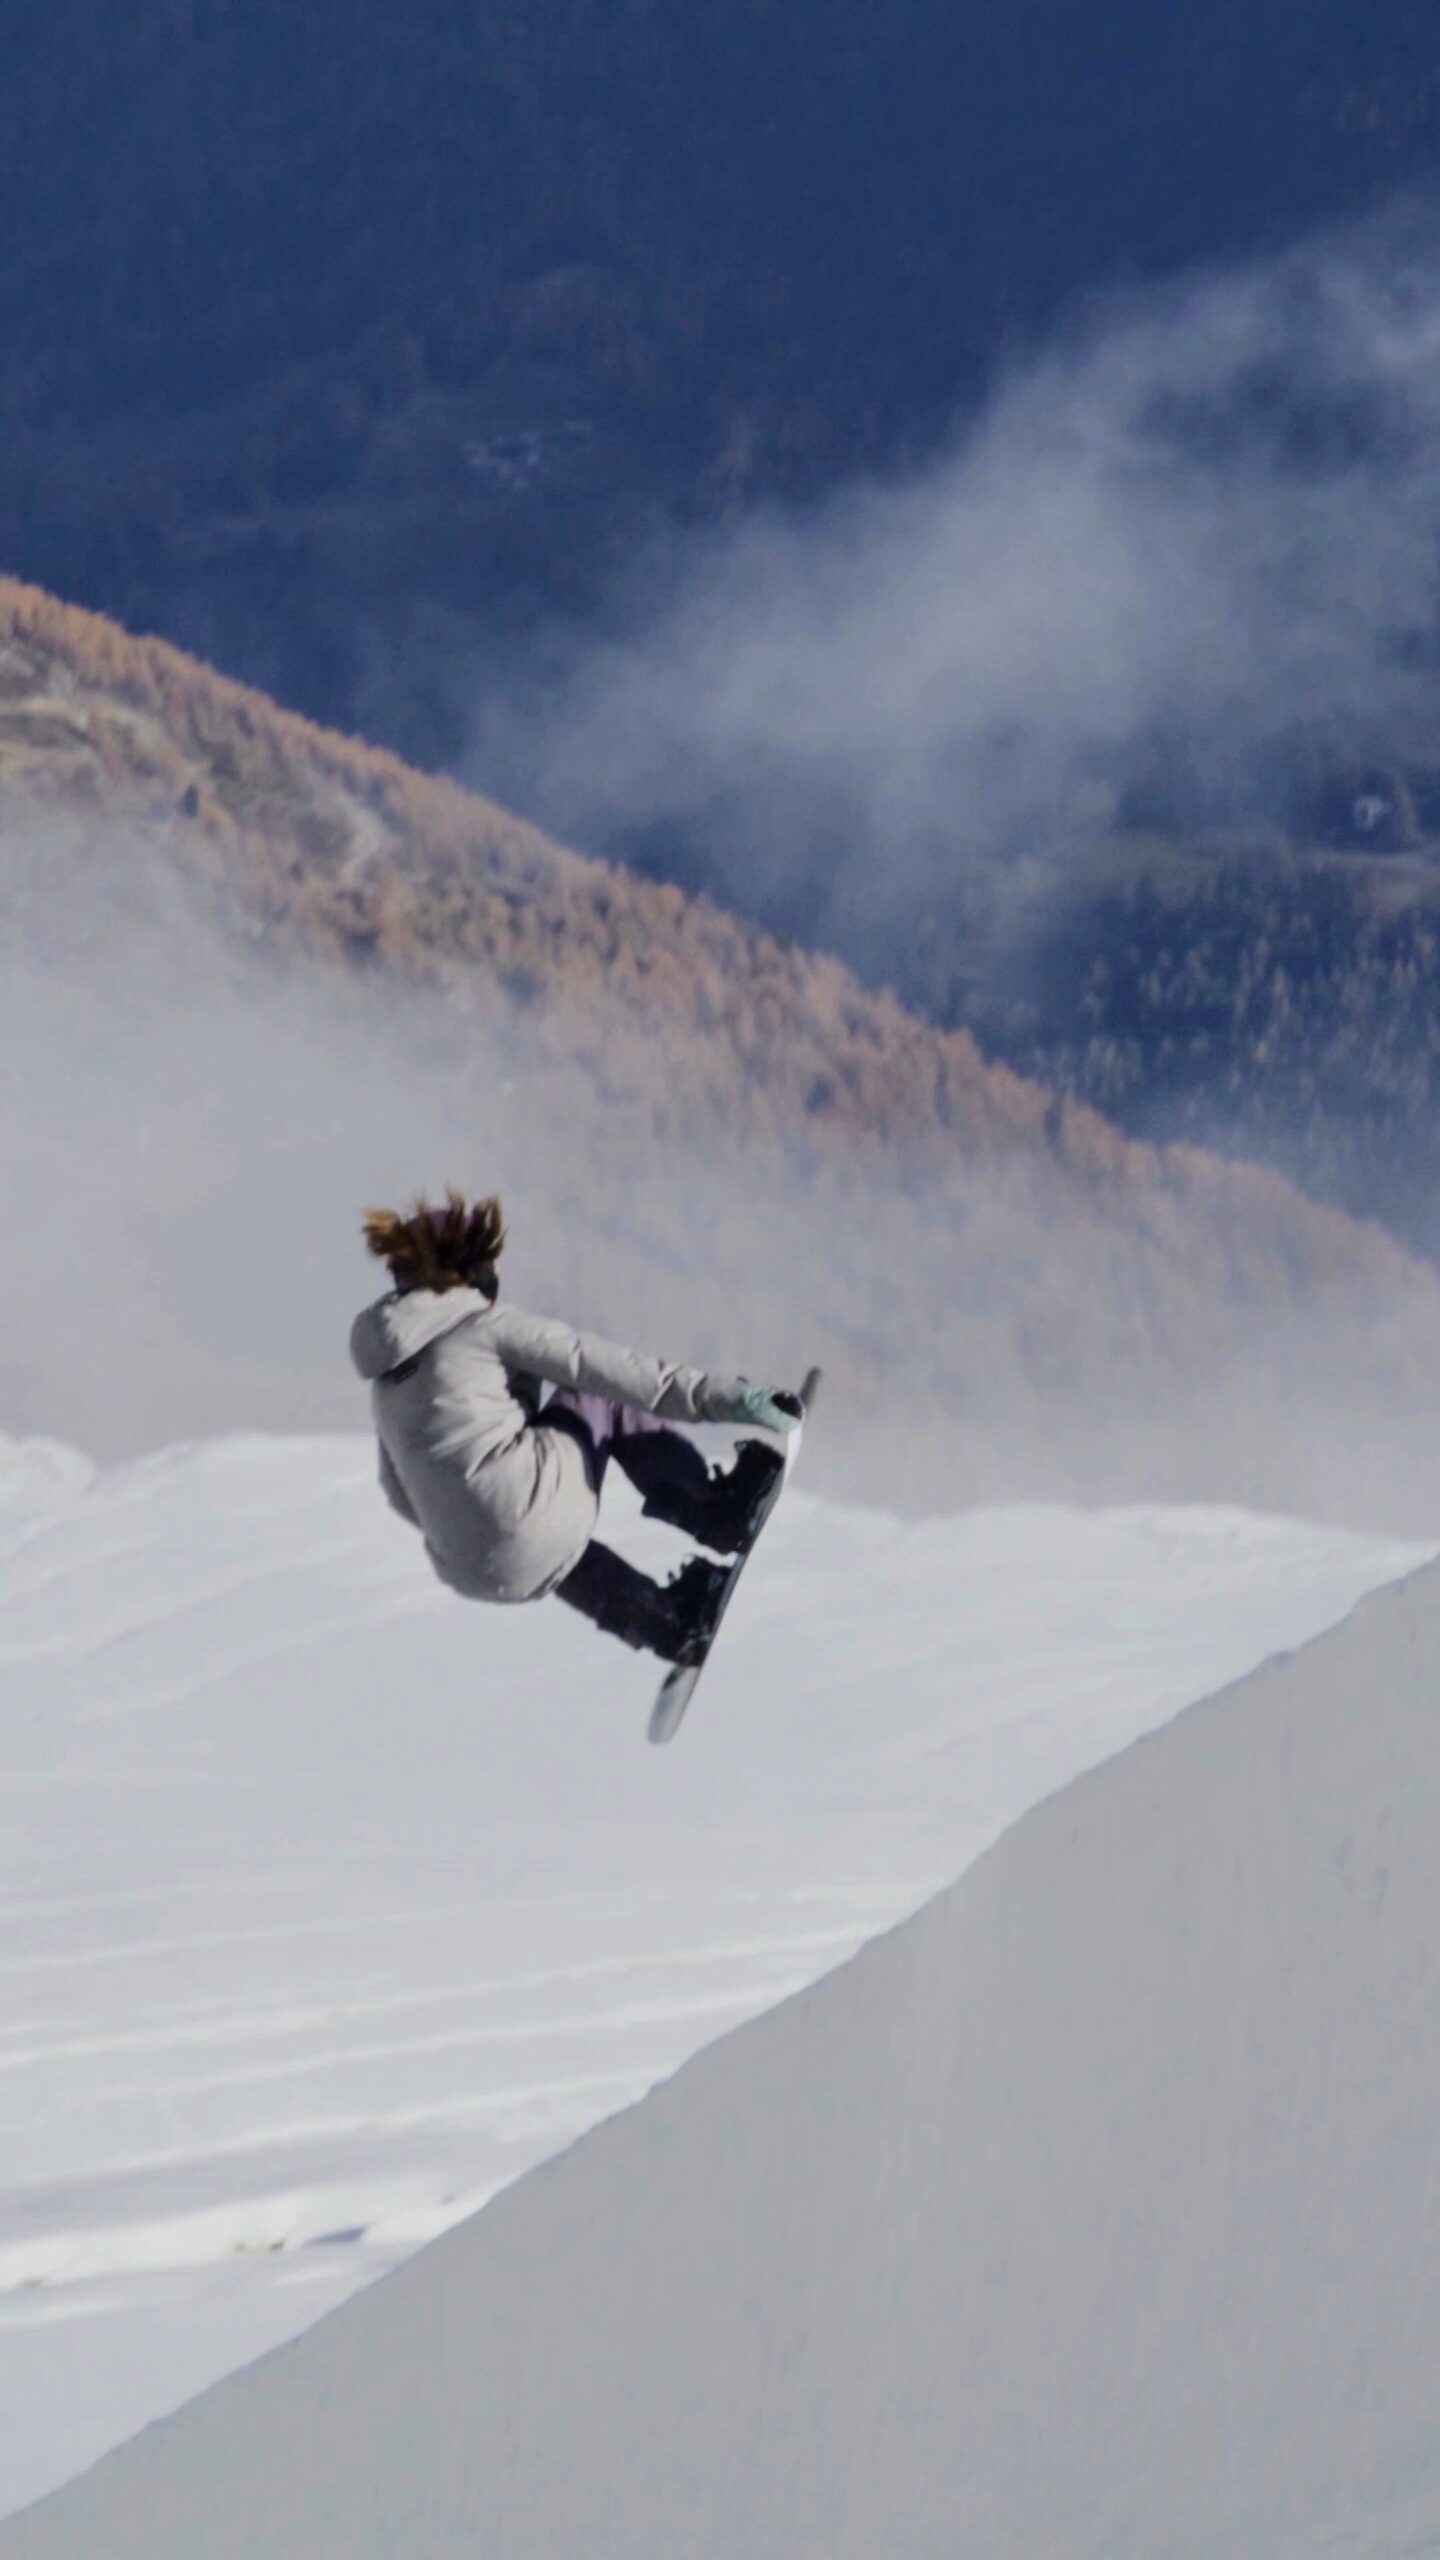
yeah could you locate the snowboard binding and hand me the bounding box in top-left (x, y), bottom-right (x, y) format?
top-left (647, 1369), bottom-right (819, 1743)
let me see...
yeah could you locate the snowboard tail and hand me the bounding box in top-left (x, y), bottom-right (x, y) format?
top-left (647, 1368), bottom-right (820, 1746)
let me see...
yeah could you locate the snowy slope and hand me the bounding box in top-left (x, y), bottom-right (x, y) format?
top-left (0, 1429), bottom-right (1430, 2520)
top-left (10, 1546), bottom-right (1440, 2560)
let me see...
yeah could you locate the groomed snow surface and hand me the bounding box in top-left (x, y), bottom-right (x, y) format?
top-left (0, 1427), bottom-right (1433, 2538)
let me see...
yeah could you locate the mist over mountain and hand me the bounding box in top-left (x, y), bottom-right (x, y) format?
top-left (1, 0), bottom-right (1436, 748)
top-left (454, 206), bottom-right (1440, 1259)
top-left (10, 10), bottom-right (1440, 1413)
top-left (9, 574), bottom-right (1440, 1527)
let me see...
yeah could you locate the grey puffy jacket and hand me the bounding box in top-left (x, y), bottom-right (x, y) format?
top-left (349, 1288), bottom-right (755, 1603)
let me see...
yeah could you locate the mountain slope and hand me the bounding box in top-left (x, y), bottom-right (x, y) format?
top-left (9, 572), bottom-right (1440, 1520)
top-left (927, 833), bottom-right (1440, 1269)
top-left (3, 1427), bottom-right (1422, 2513)
top-left (8, 1542), bottom-right (1439, 2556)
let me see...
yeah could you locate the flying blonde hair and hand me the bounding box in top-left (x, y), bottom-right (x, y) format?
top-left (361, 1190), bottom-right (506, 1295)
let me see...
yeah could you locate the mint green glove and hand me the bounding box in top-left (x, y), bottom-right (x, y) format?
top-left (735, 1385), bottom-right (803, 1434)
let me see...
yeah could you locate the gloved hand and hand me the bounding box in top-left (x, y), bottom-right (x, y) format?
top-left (735, 1384), bottom-right (804, 1434)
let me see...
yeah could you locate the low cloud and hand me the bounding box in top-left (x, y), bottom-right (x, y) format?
top-left (9, 804), bottom-right (1440, 1537)
top-left (464, 201), bottom-right (1440, 955)
top-left (14, 205), bottom-right (1440, 1531)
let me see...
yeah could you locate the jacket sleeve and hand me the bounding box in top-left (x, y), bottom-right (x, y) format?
top-left (488, 1303), bottom-right (753, 1426)
top-left (377, 1439), bottom-right (420, 1526)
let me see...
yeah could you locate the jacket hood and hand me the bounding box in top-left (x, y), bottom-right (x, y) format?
top-left (349, 1287), bottom-right (489, 1382)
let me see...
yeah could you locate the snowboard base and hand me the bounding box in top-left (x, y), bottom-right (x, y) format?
top-left (647, 1368), bottom-right (820, 1746)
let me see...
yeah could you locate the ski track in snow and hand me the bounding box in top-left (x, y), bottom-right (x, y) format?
top-left (0, 1426), bottom-right (1432, 2516)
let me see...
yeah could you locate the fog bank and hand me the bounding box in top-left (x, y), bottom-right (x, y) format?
top-left (463, 203), bottom-right (1440, 958)
top-left (7, 802), bottom-right (1440, 1532)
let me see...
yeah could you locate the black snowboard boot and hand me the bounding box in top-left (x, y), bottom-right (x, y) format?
top-left (555, 1542), bottom-right (729, 1664)
top-left (641, 1439), bottom-right (780, 1559)
top-left (660, 1554), bottom-right (732, 1662)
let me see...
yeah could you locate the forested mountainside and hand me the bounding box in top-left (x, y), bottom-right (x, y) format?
top-left (0, 573), bottom-right (1389, 1206)
top-left (10, 572), bottom-right (1440, 1529)
top-left (0, 575), bottom-right (1067, 1173)
top-left (902, 831), bottom-right (1440, 1270)
top-left (0, 2), bottom-right (1435, 740)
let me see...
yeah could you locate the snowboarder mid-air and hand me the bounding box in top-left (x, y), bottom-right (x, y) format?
top-left (349, 1190), bottom-right (802, 1664)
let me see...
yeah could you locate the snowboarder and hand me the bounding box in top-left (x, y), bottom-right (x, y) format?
top-left (350, 1190), bottom-right (801, 1664)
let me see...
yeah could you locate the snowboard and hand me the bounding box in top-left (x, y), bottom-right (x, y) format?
top-left (647, 1367), bottom-right (821, 1747)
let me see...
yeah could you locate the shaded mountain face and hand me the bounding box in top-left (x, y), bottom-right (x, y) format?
top-left (0, 1), bottom-right (1436, 741)
top-left (956, 835), bottom-right (1440, 1269)
top-left (10, 573), bottom-right (1440, 1526)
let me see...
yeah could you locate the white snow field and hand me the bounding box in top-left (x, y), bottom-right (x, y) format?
top-left (0, 1427), bottom-right (1432, 2532)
